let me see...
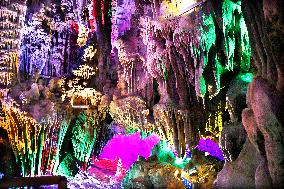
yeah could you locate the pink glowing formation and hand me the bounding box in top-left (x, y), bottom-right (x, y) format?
top-left (99, 132), bottom-right (160, 169)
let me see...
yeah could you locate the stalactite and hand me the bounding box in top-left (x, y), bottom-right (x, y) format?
top-left (222, 0), bottom-right (251, 72)
top-left (72, 111), bottom-right (97, 163)
top-left (109, 96), bottom-right (149, 133)
top-left (111, 0), bottom-right (118, 49)
top-left (0, 98), bottom-right (71, 176)
top-left (1, 105), bottom-right (42, 176)
top-left (153, 104), bottom-right (201, 157)
top-left (0, 1), bottom-right (26, 86)
top-left (242, 0), bottom-right (282, 90)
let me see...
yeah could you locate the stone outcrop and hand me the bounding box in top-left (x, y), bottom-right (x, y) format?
top-left (215, 77), bottom-right (284, 188)
top-left (216, 0), bottom-right (284, 187)
top-left (122, 156), bottom-right (186, 189)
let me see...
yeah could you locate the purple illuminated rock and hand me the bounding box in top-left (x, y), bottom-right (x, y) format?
top-left (197, 137), bottom-right (224, 161)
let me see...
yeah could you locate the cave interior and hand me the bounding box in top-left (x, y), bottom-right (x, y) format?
top-left (0, 0), bottom-right (283, 188)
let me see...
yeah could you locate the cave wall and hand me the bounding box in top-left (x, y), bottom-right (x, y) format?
top-left (110, 0), bottom-right (253, 158)
top-left (215, 0), bottom-right (284, 188)
top-left (0, 0), bottom-right (283, 186)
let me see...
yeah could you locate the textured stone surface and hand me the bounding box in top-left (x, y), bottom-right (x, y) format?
top-left (216, 76), bottom-right (284, 188)
top-left (246, 77), bottom-right (284, 188)
top-left (255, 158), bottom-right (272, 189)
top-left (220, 122), bottom-right (246, 162)
top-left (214, 139), bottom-right (261, 188)
top-left (122, 156), bottom-right (185, 189)
top-left (220, 75), bottom-right (248, 162)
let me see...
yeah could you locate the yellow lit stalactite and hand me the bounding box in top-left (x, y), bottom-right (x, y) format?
top-left (72, 64), bottom-right (97, 79)
top-left (77, 24), bottom-right (88, 46)
top-left (205, 102), bottom-right (223, 140)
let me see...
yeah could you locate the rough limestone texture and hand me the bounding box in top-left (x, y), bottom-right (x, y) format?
top-left (214, 139), bottom-right (261, 188)
top-left (122, 156), bottom-right (185, 189)
top-left (245, 77), bottom-right (284, 188)
top-left (220, 76), bottom-right (248, 162)
top-left (220, 122), bottom-right (246, 162)
top-left (215, 77), bottom-right (284, 188)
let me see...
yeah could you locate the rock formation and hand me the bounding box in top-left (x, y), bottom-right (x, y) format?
top-left (0, 0), bottom-right (283, 188)
top-left (215, 0), bottom-right (284, 188)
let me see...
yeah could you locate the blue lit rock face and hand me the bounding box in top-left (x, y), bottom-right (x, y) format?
top-left (19, 0), bottom-right (77, 77)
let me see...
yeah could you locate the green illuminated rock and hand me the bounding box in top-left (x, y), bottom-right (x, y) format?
top-left (72, 112), bottom-right (97, 163)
